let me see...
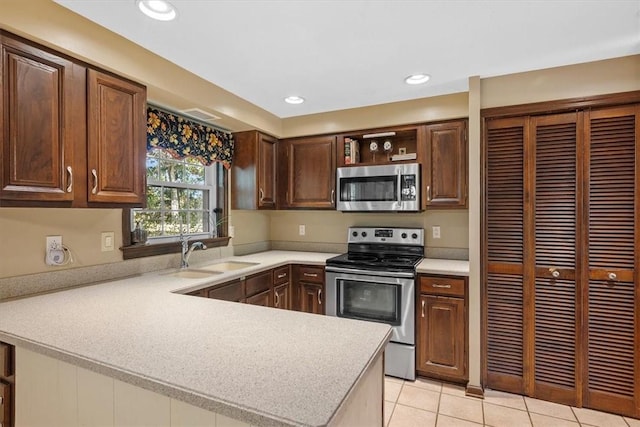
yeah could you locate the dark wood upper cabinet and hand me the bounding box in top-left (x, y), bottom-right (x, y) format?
top-left (0, 31), bottom-right (147, 208)
top-left (424, 120), bottom-right (467, 208)
top-left (0, 32), bottom-right (84, 204)
top-left (232, 130), bottom-right (277, 209)
top-left (87, 69), bottom-right (146, 205)
top-left (278, 135), bottom-right (336, 209)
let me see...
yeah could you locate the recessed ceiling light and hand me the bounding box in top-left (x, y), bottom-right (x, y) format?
top-left (284, 96), bottom-right (305, 105)
top-left (137, 0), bottom-right (177, 21)
top-left (404, 74), bottom-right (430, 85)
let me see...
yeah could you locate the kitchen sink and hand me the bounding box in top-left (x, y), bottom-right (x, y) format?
top-left (164, 269), bottom-right (223, 279)
top-left (197, 261), bottom-right (259, 272)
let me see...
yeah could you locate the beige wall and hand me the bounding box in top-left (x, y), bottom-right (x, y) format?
top-left (269, 210), bottom-right (468, 251)
top-left (0, 209), bottom-right (123, 278)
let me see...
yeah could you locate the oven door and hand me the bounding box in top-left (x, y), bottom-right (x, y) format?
top-left (325, 267), bottom-right (415, 345)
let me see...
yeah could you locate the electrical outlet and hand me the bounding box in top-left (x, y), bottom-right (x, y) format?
top-left (101, 231), bottom-right (115, 252)
top-left (45, 235), bottom-right (65, 266)
top-left (299, 225), bottom-right (306, 236)
top-left (432, 226), bottom-right (441, 239)
top-left (46, 235), bottom-right (62, 250)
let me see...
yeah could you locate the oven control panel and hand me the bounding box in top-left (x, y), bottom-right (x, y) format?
top-left (348, 227), bottom-right (424, 245)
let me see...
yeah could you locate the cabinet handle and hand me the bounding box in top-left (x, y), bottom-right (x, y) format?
top-left (608, 272), bottom-right (617, 281)
top-left (318, 289), bottom-right (322, 305)
top-left (549, 268), bottom-right (560, 278)
top-left (304, 273), bottom-right (318, 278)
top-left (331, 189), bottom-right (335, 204)
top-left (66, 166), bottom-right (73, 193)
top-left (277, 273), bottom-right (287, 279)
top-left (275, 292), bottom-right (280, 307)
top-left (91, 169), bottom-right (98, 194)
top-left (432, 283), bottom-right (451, 289)
top-left (427, 185), bottom-right (431, 201)
top-left (421, 300), bottom-right (425, 318)
top-left (259, 188), bottom-right (264, 202)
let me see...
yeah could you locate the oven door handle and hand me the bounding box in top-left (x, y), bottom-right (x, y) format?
top-left (324, 265), bottom-right (415, 279)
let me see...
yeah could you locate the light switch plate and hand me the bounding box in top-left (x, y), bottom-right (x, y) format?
top-left (101, 231), bottom-right (115, 252)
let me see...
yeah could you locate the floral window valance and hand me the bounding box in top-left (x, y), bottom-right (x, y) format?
top-left (146, 106), bottom-right (234, 169)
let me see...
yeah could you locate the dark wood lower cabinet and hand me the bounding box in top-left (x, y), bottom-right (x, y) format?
top-left (273, 283), bottom-right (290, 310)
top-left (293, 265), bottom-right (325, 315)
top-left (0, 342), bottom-right (15, 427)
top-left (417, 275), bottom-right (468, 383)
top-left (298, 282), bottom-right (323, 315)
top-left (246, 289), bottom-right (271, 307)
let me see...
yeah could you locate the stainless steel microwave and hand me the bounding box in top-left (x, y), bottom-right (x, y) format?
top-left (336, 163), bottom-right (420, 212)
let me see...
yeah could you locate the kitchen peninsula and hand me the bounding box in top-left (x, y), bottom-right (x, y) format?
top-left (0, 252), bottom-right (391, 427)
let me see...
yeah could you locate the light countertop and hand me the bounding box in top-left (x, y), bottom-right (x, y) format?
top-left (0, 250), bottom-right (468, 426)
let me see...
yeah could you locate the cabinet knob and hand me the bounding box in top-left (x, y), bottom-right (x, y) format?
top-left (608, 272), bottom-right (617, 281)
top-left (549, 268), bottom-right (560, 278)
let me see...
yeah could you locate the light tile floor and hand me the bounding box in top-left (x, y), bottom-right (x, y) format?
top-left (384, 376), bottom-right (640, 427)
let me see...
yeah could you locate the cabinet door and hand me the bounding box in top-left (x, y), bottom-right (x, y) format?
top-left (87, 69), bottom-right (146, 205)
top-left (417, 295), bottom-right (466, 381)
top-left (0, 34), bottom-right (85, 203)
top-left (258, 133), bottom-right (277, 208)
top-left (299, 282), bottom-right (323, 314)
top-left (207, 280), bottom-right (244, 302)
top-left (246, 289), bottom-right (271, 307)
top-left (584, 105), bottom-right (638, 416)
top-left (280, 135), bottom-right (335, 209)
top-left (424, 121), bottom-right (467, 208)
top-left (274, 282), bottom-right (290, 310)
top-left (231, 130), bottom-right (277, 210)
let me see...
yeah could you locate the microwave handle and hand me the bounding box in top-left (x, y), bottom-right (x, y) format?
top-left (397, 170), bottom-right (402, 208)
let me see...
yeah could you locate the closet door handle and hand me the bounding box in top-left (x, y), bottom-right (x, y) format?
top-left (549, 268), bottom-right (560, 278)
top-left (608, 272), bottom-right (617, 281)
top-left (91, 169), bottom-right (98, 194)
top-left (66, 166), bottom-right (73, 193)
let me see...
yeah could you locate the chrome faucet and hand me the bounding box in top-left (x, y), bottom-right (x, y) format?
top-left (180, 234), bottom-right (207, 268)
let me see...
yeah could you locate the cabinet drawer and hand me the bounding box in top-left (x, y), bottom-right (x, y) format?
top-left (420, 276), bottom-right (465, 297)
top-left (273, 266), bottom-right (290, 285)
top-left (207, 280), bottom-right (243, 302)
top-left (0, 343), bottom-right (12, 378)
top-left (297, 265), bottom-right (324, 283)
top-left (245, 271), bottom-right (272, 297)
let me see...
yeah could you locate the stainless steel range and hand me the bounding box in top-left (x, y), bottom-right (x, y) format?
top-left (325, 226), bottom-right (424, 380)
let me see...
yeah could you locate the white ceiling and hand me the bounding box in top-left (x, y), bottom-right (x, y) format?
top-left (55, 0), bottom-right (640, 118)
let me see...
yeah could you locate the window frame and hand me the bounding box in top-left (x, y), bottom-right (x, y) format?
top-left (121, 157), bottom-right (230, 260)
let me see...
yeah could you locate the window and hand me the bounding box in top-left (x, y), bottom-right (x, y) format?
top-left (132, 149), bottom-right (222, 243)
top-left (121, 106), bottom-right (232, 259)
